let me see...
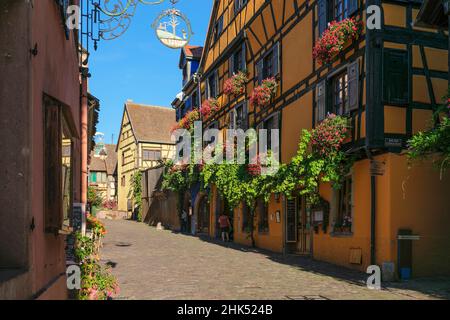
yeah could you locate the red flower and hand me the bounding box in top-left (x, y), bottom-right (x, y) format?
top-left (313, 18), bottom-right (362, 65)
top-left (224, 71), bottom-right (248, 96)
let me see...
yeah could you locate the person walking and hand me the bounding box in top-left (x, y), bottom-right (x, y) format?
top-left (218, 213), bottom-right (230, 242)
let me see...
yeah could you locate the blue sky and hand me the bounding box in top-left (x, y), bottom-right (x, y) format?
top-left (89, 0), bottom-right (212, 144)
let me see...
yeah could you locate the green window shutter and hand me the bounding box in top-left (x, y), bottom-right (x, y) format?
top-left (316, 80), bottom-right (326, 121)
top-left (347, 60), bottom-right (359, 112)
top-left (347, 0), bottom-right (358, 17)
top-left (318, 0), bottom-right (327, 37)
top-left (383, 49), bottom-right (409, 104)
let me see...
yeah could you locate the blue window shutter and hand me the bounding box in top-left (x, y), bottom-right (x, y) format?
top-left (347, 60), bottom-right (359, 111)
top-left (347, 0), bottom-right (358, 17)
top-left (215, 70), bottom-right (219, 97)
top-left (318, 0), bottom-right (327, 37)
top-left (229, 54), bottom-right (235, 76)
top-left (256, 59), bottom-right (263, 85)
top-left (241, 42), bottom-right (247, 71)
top-left (316, 80), bottom-right (326, 121)
top-left (272, 42), bottom-right (280, 77)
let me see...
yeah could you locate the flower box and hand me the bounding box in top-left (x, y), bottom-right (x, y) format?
top-left (250, 77), bottom-right (278, 109)
top-left (200, 98), bottom-right (221, 119)
top-left (313, 18), bottom-right (362, 65)
top-left (224, 71), bottom-right (248, 96)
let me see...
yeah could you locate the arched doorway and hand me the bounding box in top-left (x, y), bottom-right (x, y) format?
top-left (194, 193), bottom-right (210, 235)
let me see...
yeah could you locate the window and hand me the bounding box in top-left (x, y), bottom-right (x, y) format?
top-left (122, 151), bottom-right (126, 165)
top-left (121, 176), bottom-right (126, 187)
top-left (90, 171), bottom-right (107, 183)
top-left (234, 0), bottom-right (248, 15)
top-left (214, 14), bottom-right (224, 41)
top-left (229, 102), bottom-right (248, 130)
top-left (207, 71), bottom-right (219, 99)
top-left (143, 149), bottom-right (162, 161)
top-left (318, 0), bottom-right (358, 36)
top-left (258, 198), bottom-right (269, 233)
top-left (315, 61), bottom-right (359, 123)
top-left (332, 71), bottom-right (349, 116)
top-left (333, 0), bottom-right (349, 21)
top-left (229, 42), bottom-right (247, 76)
top-left (44, 95), bottom-right (75, 234)
top-left (383, 49), bottom-right (409, 104)
top-left (256, 42), bottom-right (280, 84)
top-left (335, 175), bottom-right (352, 231)
top-left (257, 112), bottom-right (280, 151)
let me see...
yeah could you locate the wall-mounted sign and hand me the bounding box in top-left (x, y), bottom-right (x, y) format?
top-left (385, 137), bottom-right (403, 148)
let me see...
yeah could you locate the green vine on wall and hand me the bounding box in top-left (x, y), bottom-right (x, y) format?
top-left (131, 171), bottom-right (143, 221)
top-left (408, 87), bottom-right (450, 178)
top-left (162, 114), bottom-right (354, 244)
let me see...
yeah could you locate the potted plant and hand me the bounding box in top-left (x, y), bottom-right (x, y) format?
top-left (249, 77), bottom-right (278, 109)
top-left (224, 71), bottom-right (248, 96)
top-left (200, 98), bottom-right (221, 119)
top-left (313, 17), bottom-right (362, 65)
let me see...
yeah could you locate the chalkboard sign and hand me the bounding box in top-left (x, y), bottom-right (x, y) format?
top-left (72, 203), bottom-right (85, 233)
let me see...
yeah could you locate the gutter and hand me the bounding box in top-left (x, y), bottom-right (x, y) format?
top-left (364, 146), bottom-right (377, 266)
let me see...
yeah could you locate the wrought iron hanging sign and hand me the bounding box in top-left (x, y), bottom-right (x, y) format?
top-left (82, 0), bottom-right (192, 51)
top-left (151, 4), bottom-right (193, 49)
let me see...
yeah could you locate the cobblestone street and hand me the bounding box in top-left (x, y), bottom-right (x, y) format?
top-left (101, 220), bottom-right (450, 300)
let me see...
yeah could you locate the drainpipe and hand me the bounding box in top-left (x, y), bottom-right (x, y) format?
top-left (365, 147), bottom-right (376, 265)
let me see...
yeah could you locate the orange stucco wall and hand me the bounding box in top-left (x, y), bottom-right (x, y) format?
top-left (313, 154), bottom-right (450, 276)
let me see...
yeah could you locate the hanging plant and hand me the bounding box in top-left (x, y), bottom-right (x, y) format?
top-left (174, 108), bottom-right (201, 132)
top-left (408, 87), bottom-right (450, 178)
top-left (200, 98), bottom-right (221, 119)
top-left (250, 77), bottom-right (278, 109)
top-left (224, 71), bottom-right (248, 96)
top-left (311, 113), bottom-right (350, 157)
top-left (313, 17), bottom-right (362, 65)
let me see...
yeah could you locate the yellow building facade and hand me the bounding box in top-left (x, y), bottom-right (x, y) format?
top-left (194, 0), bottom-right (449, 278)
top-left (117, 102), bottom-right (176, 212)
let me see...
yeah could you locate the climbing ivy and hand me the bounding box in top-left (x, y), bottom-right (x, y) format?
top-left (131, 171), bottom-right (143, 221)
top-left (408, 87), bottom-right (450, 178)
top-left (162, 114), bottom-right (354, 243)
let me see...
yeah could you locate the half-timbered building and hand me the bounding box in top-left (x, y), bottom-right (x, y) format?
top-left (192, 0), bottom-right (449, 278)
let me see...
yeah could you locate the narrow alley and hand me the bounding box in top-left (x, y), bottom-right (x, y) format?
top-left (100, 220), bottom-right (450, 300)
